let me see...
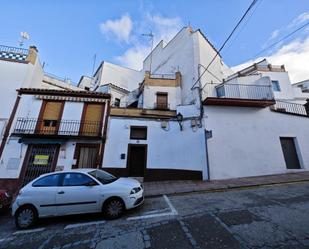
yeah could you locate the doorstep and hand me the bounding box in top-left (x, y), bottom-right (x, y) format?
top-left (143, 171), bottom-right (309, 197)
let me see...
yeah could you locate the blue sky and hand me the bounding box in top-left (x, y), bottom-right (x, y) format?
top-left (1, 0), bottom-right (308, 83)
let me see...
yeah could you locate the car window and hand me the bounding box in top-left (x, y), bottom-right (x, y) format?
top-left (32, 174), bottom-right (61, 187)
top-left (88, 170), bottom-right (118, 184)
top-left (62, 173), bottom-right (97, 186)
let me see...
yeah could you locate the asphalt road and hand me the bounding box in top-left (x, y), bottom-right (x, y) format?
top-left (1, 181), bottom-right (309, 249)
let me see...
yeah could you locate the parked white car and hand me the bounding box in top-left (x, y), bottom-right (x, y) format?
top-left (12, 169), bottom-right (144, 229)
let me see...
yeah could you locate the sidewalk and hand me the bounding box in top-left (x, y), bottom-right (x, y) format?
top-left (143, 171), bottom-right (309, 197)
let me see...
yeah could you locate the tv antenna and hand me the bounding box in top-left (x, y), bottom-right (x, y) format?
top-left (19, 32), bottom-right (30, 47)
top-left (142, 31), bottom-right (154, 73)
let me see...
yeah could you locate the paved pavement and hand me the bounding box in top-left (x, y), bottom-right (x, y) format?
top-left (143, 171), bottom-right (309, 196)
top-left (1, 181), bottom-right (309, 248)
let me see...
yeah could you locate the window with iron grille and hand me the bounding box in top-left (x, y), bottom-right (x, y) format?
top-left (130, 126), bottom-right (147, 140)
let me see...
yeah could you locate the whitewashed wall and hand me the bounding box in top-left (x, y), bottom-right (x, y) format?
top-left (142, 86), bottom-right (181, 110)
top-left (103, 117), bottom-right (208, 179)
top-left (204, 106), bottom-right (309, 180)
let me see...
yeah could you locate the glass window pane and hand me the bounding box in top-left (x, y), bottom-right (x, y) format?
top-left (62, 173), bottom-right (96, 186)
top-left (272, 81), bottom-right (281, 91)
top-left (32, 174), bottom-right (61, 187)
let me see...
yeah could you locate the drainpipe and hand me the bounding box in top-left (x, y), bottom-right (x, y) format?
top-left (0, 93), bottom-right (21, 159)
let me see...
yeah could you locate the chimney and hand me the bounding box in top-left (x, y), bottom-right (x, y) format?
top-left (26, 46), bottom-right (38, 65)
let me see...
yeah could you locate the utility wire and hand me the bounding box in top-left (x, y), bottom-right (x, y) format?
top-left (252, 21), bottom-right (309, 58)
top-left (191, 0), bottom-right (258, 90)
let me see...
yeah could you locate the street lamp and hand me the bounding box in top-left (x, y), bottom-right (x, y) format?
top-left (176, 112), bottom-right (183, 131)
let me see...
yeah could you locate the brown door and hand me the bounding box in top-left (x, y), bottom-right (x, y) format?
top-left (80, 103), bottom-right (104, 136)
top-left (127, 144), bottom-right (147, 177)
top-left (156, 92), bottom-right (168, 110)
top-left (20, 144), bottom-right (60, 186)
top-left (74, 144), bottom-right (100, 168)
top-left (38, 101), bottom-right (64, 135)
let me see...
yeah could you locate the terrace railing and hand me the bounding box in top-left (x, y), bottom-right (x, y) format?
top-left (13, 118), bottom-right (102, 137)
top-left (215, 84), bottom-right (274, 100)
top-left (0, 45), bottom-right (29, 55)
top-left (271, 101), bottom-right (309, 117)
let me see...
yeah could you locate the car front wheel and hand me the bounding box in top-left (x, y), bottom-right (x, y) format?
top-left (15, 205), bottom-right (37, 229)
top-left (103, 198), bottom-right (124, 219)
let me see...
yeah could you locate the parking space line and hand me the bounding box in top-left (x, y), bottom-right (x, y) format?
top-left (64, 220), bottom-right (106, 230)
top-left (127, 195), bottom-right (178, 221)
top-left (163, 195), bottom-right (178, 215)
top-left (13, 227), bottom-right (45, 235)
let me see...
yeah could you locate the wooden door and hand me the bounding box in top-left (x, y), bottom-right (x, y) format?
top-left (80, 103), bottom-right (104, 136)
top-left (74, 144), bottom-right (99, 168)
top-left (38, 101), bottom-right (64, 135)
top-left (280, 138), bottom-right (301, 169)
top-left (127, 144), bottom-right (147, 177)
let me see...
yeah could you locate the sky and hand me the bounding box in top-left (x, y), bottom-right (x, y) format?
top-left (0, 0), bottom-right (308, 83)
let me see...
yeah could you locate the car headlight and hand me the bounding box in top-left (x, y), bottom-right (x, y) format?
top-left (130, 187), bottom-right (141, 195)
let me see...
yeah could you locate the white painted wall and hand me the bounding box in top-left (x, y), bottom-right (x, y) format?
top-left (204, 106), bottom-right (309, 180)
top-left (103, 117), bottom-right (208, 179)
top-left (142, 85), bottom-right (181, 110)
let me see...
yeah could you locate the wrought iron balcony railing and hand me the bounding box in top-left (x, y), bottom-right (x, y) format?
top-left (154, 103), bottom-right (170, 110)
top-left (270, 101), bottom-right (309, 117)
top-left (13, 118), bottom-right (103, 137)
top-left (0, 45), bottom-right (29, 55)
top-left (215, 84), bottom-right (274, 100)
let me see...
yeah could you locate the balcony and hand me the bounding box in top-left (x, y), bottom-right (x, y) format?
top-left (203, 84), bottom-right (275, 107)
top-left (154, 103), bottom-right (170, 110)
top-left (12, 118), bottom-right (103, 139)
top-left (270, 101), bottom-right (309, 117)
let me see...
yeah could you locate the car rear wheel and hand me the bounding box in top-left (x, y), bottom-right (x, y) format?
top-left (15, 205), bottom-right (37, 229)
top-left (103, 198), bottom-right (124, 219)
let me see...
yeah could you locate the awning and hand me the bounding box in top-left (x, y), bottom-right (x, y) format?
top-left (18, 138), bottom-right (66, 145)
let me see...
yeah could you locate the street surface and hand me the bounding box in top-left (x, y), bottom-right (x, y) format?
top-left (1, 182), bottom-right (309, 248)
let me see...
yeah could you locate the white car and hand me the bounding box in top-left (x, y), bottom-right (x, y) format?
top-left (12, 169), bottom-right (144, 229)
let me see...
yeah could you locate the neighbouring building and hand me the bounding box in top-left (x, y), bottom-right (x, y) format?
top-left (293, 79), bottom-right (309, 93)
top-left (0, 88), bottom-right (110, 193)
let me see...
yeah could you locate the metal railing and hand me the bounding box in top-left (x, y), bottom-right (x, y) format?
top-left (215, 84), bottom-right (274, 100)
top-left (154, 103), bottom-right (170, 110)
top-left (271, 101), bottom-right (308, 117)
top-left (150, 73), bottom-right (176, 79)
top-left (13, 118), bottom-right (102, 137)
top-left (0, 45), bottom-right (29, 55)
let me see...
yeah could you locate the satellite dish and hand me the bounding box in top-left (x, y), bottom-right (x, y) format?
top-left (19, 32), bottom-right (30, 47)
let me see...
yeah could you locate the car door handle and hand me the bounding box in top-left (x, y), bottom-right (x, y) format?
top-left (58, 191), bottom-right (65, 194)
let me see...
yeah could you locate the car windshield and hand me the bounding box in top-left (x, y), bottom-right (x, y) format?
top-left (88, 170), bottom-right (118, 184)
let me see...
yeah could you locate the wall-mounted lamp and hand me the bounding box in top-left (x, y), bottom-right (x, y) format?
top-left (176, 112), bottom-right (183, 131)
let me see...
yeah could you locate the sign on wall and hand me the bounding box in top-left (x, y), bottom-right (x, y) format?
top-left (33, 155), bottom-right (49, 165)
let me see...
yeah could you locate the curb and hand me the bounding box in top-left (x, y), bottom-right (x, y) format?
top-left (144, 178), bottom-right (309, 198)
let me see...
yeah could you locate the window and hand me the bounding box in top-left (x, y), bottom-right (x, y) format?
top-left (43, 120), bottom-right (58, 127)
top-left (130, 126), bottom-right (147, 140)
top-left (32, 174), bottom-right (61, 187)
top-left (88, 170), bottom-right (118, 184)
top-left (114, 98), bottom-right (120, 107)
top-left (272, 80), bottom-right (281, 91)
top-left (156, 92), bottom-right (168, 109)
top-left (62, 173), bottom-right (98, 186)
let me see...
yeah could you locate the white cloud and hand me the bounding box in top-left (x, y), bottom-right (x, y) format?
top-left (114, 14), bottom-right (183, 70)
top-left (115, 45), bottom-right (150, 70)
top-left (232, 36), bottom-right (309, 83)
top-left (100, 13), bottom-right (133, 43)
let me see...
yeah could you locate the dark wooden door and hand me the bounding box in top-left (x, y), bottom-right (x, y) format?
top-left (127, 145), bottom-right (147, 177)
top-left (280, 138), bottom-right (301, 169)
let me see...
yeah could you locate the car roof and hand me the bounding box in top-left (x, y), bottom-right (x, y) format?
top-left (40, 168), bottom-right (98, 177)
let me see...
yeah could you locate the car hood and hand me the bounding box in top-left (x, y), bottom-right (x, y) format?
top-left (113, 177), bottom-right (141, 188)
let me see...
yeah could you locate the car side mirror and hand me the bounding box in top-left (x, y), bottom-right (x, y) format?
top-left (85, 181), bottom-right (97, 187)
